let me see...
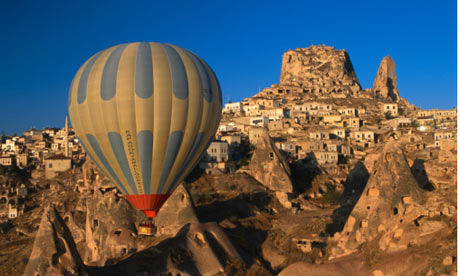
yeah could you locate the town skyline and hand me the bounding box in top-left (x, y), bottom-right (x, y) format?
top-left (0, 0), bottom-right (456, 134)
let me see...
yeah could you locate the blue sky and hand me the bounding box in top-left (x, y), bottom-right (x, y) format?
top-left (0, 0), bottom-right (456, 134)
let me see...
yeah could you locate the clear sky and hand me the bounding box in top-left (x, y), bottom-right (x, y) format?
top-left (0, 0), bottom-right (456, 134)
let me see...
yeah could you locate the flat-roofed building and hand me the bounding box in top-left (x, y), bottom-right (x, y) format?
top-left (350, 130), bottom-right (375, 142)
top-left (309, 131), bottom-right (329, 140)
top-left (221, 135), bottom-right (241, 146)
top-left (338, 108), bottom-right (357, 117)
top-left (0, 156), bottom-right (14, 167)
top-left (249, 127), bottom-right (264, 145)
top-left (417, 108), bottom-right (457, 119)
top-left (313, 151), bottom-right (338, 165)
top-left (330, 128), bottom-right (346, 139)
top-left (44, 154), bottom-right (71, 179)
top-left (322, 115), bottom-right (342, 124)
top-left (250, 116), bottom-right (269, 127)
top-left (381, 103), bottom-right (398, 116)
top-left (223, 102), bottom-right (243, 113)
top-left (206, 141), bottom-right (229, 162)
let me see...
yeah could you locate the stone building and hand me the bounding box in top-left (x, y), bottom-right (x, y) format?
top-left (223, 102), bottom-right (243, 113)
top-left (220, 135), bottom-right (241, 146)
top-left (322, 115), bottom-right (342, 125)
top-left (16, 153), bottom-right (29, 167)
top-left (44, 154), bottom-right (71, 179)
top-left (338, 107), bottom-right (357, 117)
top-left (416, 108), bottom-right (457, 120)
top-left (249, 127), bottom-right (264, 145)
top-left (350, 130), bottom-right (375, 143)
top-left (313, 151), bottom-right (338, 165)
top-left (384, 117), bottom-right (412, 129)
top-left (342, 117), bottom-right (362, 129)
top-left (0, 156), bottom-right (15, 167)
top-left (330, 128), bottom-right (346, 139)
top-left (250, 116), bottom-right (269, 127)
top-left (206, 141), bottom-right (229, 162)
top-left (309, 131), bottom-right (329, 140)
top-left (381, 103), bottom-right (398, 116)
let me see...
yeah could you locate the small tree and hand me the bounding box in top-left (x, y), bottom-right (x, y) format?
top-left (384, 111), bottom-right (393, 120)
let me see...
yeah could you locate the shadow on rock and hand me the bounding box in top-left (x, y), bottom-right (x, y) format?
top-left (289, 155), bottom-right (322, 194)
top-left (194, 192), bottom-right (272, 223)
top-left (325, 161), bottom-right (369, 235)
top-left (410, 159), bottom-right (435, 191)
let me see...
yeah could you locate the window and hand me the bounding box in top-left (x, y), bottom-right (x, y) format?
top-left (49, 163), bottom-right (53, 168)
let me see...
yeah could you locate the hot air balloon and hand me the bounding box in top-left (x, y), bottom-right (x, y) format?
top-left (68, 42), bottom-right (222, 218)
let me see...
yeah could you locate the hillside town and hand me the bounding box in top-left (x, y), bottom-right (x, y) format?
top-left (0, 47), bottom-right (456, 223)
top-left (0, 45), bottom-right (457, 276)
top-left (205, 47), bottom-right (457, 179)
top-left (0, 117), bottom-right (85, 221)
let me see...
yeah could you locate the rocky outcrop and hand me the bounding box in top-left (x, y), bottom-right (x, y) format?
top-left (332, 138), bottom-right (427, 257)
top-left (280, 45), bottom-right (361, 93)
top-left (373, 56), bottom-right (400, 101)
top-left (23, 206), bottom-right (88, 276)
top-left (153, 184), bottom-right (199, 237)
top-left (91, 222), bottom-right (244, 276)
top-left (278, 260), bottom-right (362, 276)
top-left (279, 253), bottom-right (429, 276)
top-left (249, 130), bottom-right (294, 195)
top-left (84, 188), bottom-right (143, 265)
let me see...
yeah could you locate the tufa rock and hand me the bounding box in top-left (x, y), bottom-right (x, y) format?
top-left (84, 188), bottom-right (143, 265)
top-left (373, 56), bottom-right (400, 101)
top-left (278, 260), bottom-right (363, 276)
top-left (153, 184), bottom-right (199, 237)
top-left (261, 244), bottom-right (286, 270)
top-left (23, 206), bottom-right (88, 276)
top-left (333, 137), bottom-right (425, 255)
top-left (249, 130), bottom-right (294, 195)
top-left (280, 45), bottom-right (361, 93)
top-left (90, 222), bottom-right (244, 276)
top-left (103, 227), bottom-right (137, 265)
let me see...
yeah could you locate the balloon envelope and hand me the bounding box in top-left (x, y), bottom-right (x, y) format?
top-left (68, 42), bottom-right (222, 217)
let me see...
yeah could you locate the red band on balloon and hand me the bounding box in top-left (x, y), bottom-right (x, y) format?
top-left (124, 194), bottom-right (171, 218)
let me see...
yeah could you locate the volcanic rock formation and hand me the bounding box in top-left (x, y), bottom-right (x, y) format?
top-left (249, 130), bottom-right (294, 208)
top-left (24, 206), bottom-right (88, 276)
top-left (153, 184), bottom-right (199, 237)
top-left (280, 45), bottom-right (361, 93)
top-left (373, 56), bottom-right (400, 101)
top-left (84, 188), bottom-right (143, 265)
top-left (332, 137), bottom-right (426, 256)
top-left (88, 222), bottom-right (244, 276)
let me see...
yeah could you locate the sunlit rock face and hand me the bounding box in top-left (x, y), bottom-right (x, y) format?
top-left (153, 184), bottom-right (199, 237)
top-left (249, 130), bottom-right (294, 194)
top-left (332, 137), bottom-right (427, 256)
top-left (84, 187), bottom-right (142, 265)
top-left (280, 45), bottom-right (361, 94)
top-left (86, 222), bottom-right (244, 276)
top-left (23, 206), bottom-right (88, 276)
top-left (373, 56), bottom-right (400, 101)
